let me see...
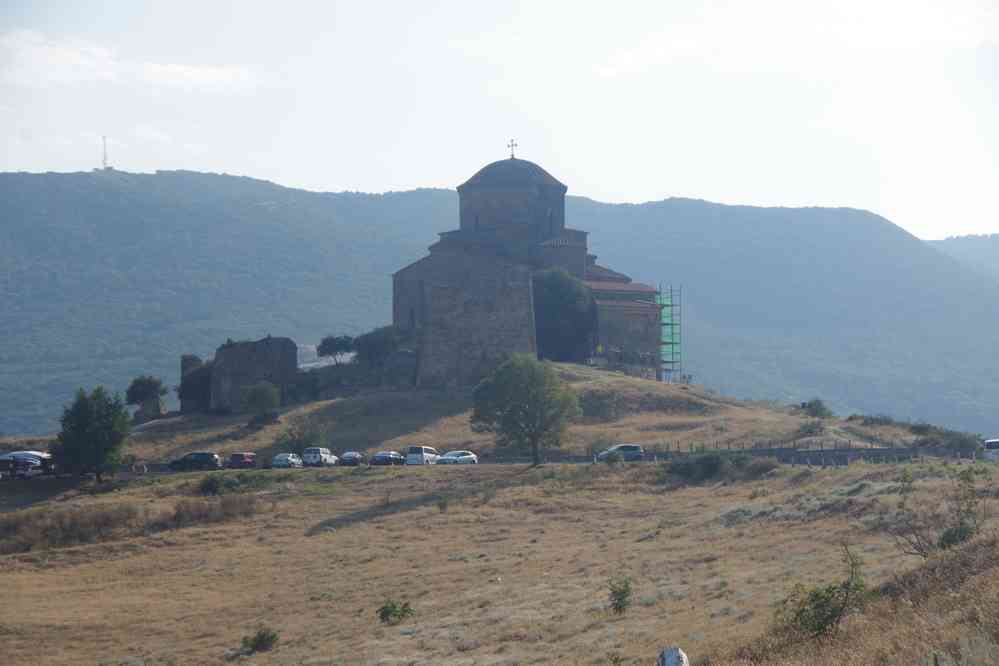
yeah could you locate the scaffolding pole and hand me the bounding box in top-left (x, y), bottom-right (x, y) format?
top-left (658, 285), bottom-right (682, 383)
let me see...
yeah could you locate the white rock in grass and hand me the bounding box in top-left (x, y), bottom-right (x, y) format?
top-left (657, 646), bottom-right (690, 666)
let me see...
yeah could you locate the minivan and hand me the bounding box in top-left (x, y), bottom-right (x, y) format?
top-left (406, 445), bottom-right (440, 465)
top-left (302, 447), bottom-right (338, 467)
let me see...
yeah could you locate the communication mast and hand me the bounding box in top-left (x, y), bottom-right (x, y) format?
top-left (102, 136), bottom-right (111, 170)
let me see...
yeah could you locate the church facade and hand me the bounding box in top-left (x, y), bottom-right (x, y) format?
top-left (393, 155), bottom-right (662, 386)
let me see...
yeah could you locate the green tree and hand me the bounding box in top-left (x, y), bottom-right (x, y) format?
top-left (125, 375), bottom-right (167, 406)
top-left (51, 387), bottom-right (130, 483)
top-left (240, 381), bottom-right (280, 421)
top-left (471, 354), bottom-right (580, 465)
top-left (317, 334), bottom-right (354, 365)
top-left (354, 325), bottom-right (401, 367)
top-left (532, 269), bottom-right (597, 362)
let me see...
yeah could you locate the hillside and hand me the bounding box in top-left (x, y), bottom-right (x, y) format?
top-left (931, 234), bottom-right (999, 282)
top-left (1, 373), bottom-right (994, 664)
top-left (3, 169), bottom-right (999, 435)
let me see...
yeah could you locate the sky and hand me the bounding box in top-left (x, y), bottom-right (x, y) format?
top-left (1, 1), bottom-right (996, 240)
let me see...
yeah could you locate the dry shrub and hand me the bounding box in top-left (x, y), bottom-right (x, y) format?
top-left (153, 495), bottom-right (259, 530)
top-left (0, 504), bottom-right (143, 554)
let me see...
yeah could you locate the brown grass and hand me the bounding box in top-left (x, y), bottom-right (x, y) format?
top-left (2, 457), bottom-right (988, 665)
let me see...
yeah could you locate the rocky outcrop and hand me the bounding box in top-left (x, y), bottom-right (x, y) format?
top-left (656, 647), bottom-right (689, 666)
top-left (209, 336), bottom-right (297, 413)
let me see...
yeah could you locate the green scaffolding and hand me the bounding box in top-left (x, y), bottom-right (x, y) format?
top-left (658, 285), bottom-right (682, 381)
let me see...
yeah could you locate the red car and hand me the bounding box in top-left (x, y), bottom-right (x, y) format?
top-left (226, 452), bottom-right (257, 469)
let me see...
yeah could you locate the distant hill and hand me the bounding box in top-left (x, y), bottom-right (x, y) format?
top-left (2, 169), bottom-right (999, 436)
top-left (930, 234), bottom-right (999, 282)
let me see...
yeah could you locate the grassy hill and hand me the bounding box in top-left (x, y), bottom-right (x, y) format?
top-left (3, 169), bottom-right (999, 436)
top-left (1, 371), bottom-right (995, 664)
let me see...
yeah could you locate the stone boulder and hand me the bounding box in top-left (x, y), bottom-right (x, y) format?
top-left (210, 336), bottom-right (297, 413)
top-left (132, 396), bottom-right (165, 425)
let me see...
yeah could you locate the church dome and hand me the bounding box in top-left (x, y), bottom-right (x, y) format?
top-left (458, 157), bottom-right (567, 192)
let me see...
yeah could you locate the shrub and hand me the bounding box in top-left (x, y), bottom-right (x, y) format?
top-left (273, 420), bottom-right (327, 456)
top-left (0, 504), bottom-right (143, 554)
top-left (125, 375), bottom-right (166, 406)
top-left (801, 399), bottom-right (834, 419)
top-left (241, 382), bottom-right (280, 421)
top-left (354, 325), bottom-right (402, 367)
top-left (608, 575), bottom-right (633, 614)
top-left (774, 544), bottom-right (866, 637)
top-left (241, 626), bottom-right (280, 653)
top-left (377, 599), bottom-right (414, 625)
top-left (436, 496), bottom-right (450, 513)
top-left (795, 420), bottom-right (825, 438)
top-left (892, 467), bottom-right (987, 558)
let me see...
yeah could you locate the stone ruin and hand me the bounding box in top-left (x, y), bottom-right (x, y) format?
top-left (179, 336), bottom-right (298, 414)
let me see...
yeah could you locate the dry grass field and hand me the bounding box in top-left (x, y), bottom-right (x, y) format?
top-left (3, 367), bottom-right (992, 665)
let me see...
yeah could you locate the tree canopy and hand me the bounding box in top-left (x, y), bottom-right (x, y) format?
top-left (470, 354), bottom-right (580, 465)
top-left (51, 387), bottom-right (130, 483)
top-left (318, 334), bottom-right (354, 364)
top-left (532, 269), bottom-right (597, 362)
top-left (125, 375), bottom-right (167, 406)
top-left (240, 381), bottom-right (280, 419)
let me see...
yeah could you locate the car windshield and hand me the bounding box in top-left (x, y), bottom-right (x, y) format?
top-left (303, 448), bottom-right (321, 455)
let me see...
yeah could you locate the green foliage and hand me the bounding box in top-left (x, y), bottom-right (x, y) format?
top-left (608, 575), bottom-right (633, 614)
top-left (892, 467), bottom-right (988, 558)
top-left (240, 381), bottom-right (280, 418)
top-left (125, 375), bottom-right (166, 406)
top-left (241, 626), bottom-right (280, 653)
top-left (795, 420), bottom-right (825, 438)
top-left (801, 398), bottom-right (834, 419)
top-left (51, 387), bottom-right (130, 483)
top-left (273, 420), bottom-right (327, 456)
top-left (775, 544), bottom-right (866, 637)
top-left (532, 269), bottom-right (597, 362)
top-left (353, 325), bottom-right (401, 367)
top-left (471, 354), bottom-right (581, 465)
top-left (377, 599), bottom-right (414, 625)
top-left (317, 334), bottom-right (354, 364)
top-left (663, 453), bottom-right (779, 486)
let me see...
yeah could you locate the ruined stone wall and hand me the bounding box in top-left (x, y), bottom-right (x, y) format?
top-left (209, 336), bottom-right (298, 412)
top-left (407, 250), bottom-right (537, 387)
top-left (179, 354), bottom-right (207, 413)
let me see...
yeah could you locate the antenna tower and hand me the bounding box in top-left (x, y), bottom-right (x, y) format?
top-left (102, 136), bottom-right (109, 170)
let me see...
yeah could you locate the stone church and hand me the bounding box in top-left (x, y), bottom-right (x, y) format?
top-left (393, 154), bottom-right (662, 387)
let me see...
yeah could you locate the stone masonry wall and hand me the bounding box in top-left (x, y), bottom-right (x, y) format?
top-left (412, 250), bottom-right (537, 387)
top-left (209, 336), bottom-right (298, 412)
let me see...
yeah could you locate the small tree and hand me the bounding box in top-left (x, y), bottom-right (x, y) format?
top-left (125, 375), bottom-right (167, 406)
top-left (51, 387), bottom-right (130, 483)
top-left (801, 398), bottom-right (834, 419)
top-left (241, 382), bottom-right (280, 423)
top-left (317, 335), bottom-right (354, 365)
top-left (471, 354), bottom-right (580, 465)
top-left (775, 544), bottom-right (866, 637)
top-left (353, 325), bottom-right (401, 367)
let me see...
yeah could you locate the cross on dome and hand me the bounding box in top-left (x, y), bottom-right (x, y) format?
top-left (507, 139), bottom-right (518, 159)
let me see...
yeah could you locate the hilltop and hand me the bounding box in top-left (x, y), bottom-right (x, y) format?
top-left (3, 169), bottom-right (999, 436)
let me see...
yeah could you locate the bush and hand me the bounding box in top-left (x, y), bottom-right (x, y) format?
top-left (800, 399), bottom-right (834, 419)
top-left (125, 375), bottom-right (166, 406)
top-left (377, 599), bottom-right (414, 625)
top-left (273, 421), bottom-right (327, 456)
top-left (241, 626), bottom-right (280, 653)
top-left (241, 382), bottom-right (280, 420)
top-left (775, 544), bottom-right (866, 637)
top-left (354, 325), bottom-right (402, 367)
top-left (608, 575), bottom-right (633, 614)
top-left (795, 420), bottom-right (825, 438)
top-left (892, 467), bottom-right (988, 558)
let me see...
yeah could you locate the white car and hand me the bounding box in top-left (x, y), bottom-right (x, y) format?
top-left (438, 450), bottom-right (479, 465)
top-left (405, 445), bottom-right (440, 465)
top-left (302, 447), bottom-right (338, 467)
top-left (271, 453), bottom-right (303, 468)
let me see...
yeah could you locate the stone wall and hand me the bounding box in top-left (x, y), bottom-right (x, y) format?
top-left (401, 249), bottom-right (537, 387)
top-left (179, 354), bottom-right (205, 413)
top-left (595, 302), bottom-right (662, 366)
top-left (209, 336), bottom-right (298, 412)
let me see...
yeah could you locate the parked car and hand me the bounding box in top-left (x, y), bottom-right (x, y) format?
top-left (302, 447), bottom-right (338, 467)
top-left (271, 453), bottom-right (303, 468)
top-left (370, 450), bottom-right (405, 466)
top-left (438, 450), bottom-right (479, 465)
top-left (340, 451), bottom-right (365, 466)
top-left (226, 452), bottom-right (257, 469)
top-left (596, 444), bottom-right (645, 462)
top-left (406, 445), bottom-right (441, 465)
top-left (0, 451), bottom-right (54, 479)
top-left (169, 451), bottom-right (223, 471)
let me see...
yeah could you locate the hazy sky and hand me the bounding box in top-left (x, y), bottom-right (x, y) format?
top-left (2, 1), bottom-right (996, 239)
